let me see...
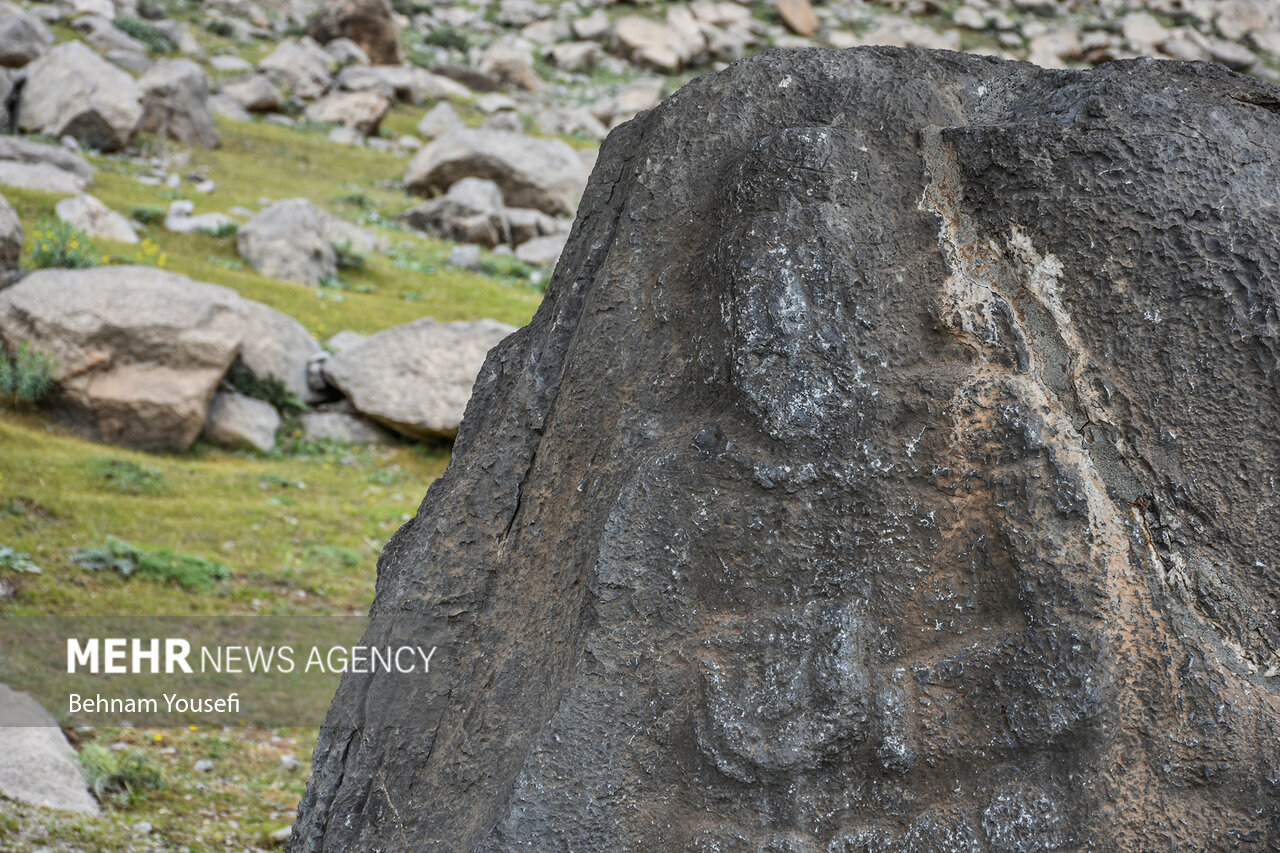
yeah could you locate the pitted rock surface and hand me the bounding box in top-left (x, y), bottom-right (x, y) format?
top-left (293, 47), bottom-right (1280, 851)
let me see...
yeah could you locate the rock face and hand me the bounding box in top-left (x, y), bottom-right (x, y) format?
top-left (139, 58), bottom-right (220, 148)
top-left (0, 684), bottom-right (99, 813)
top-left (321, 318), bottom-right (515, 439)
top-left (307, 0), bottom-right (401, 65)
top-left (0, 266), bottom-right (245, 451)
top-left (292, 49), bottom-right (1280, 851)
top-left (16, 41), bottom-right (143, 152)
top-left (405, 129), bottom-right (586, 217)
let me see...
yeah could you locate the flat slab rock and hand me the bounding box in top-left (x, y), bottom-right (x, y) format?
top-left (321, 317), bottom-right (515, 439)
top-left (293, 48), bottom-right (1280, 851)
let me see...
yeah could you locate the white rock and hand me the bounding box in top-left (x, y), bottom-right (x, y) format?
top-left (55, 194), bottom-right (139, 244)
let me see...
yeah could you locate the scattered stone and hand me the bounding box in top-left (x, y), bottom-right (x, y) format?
top-left (304, 90), bottom-right (390, 134)
top-left (405, 129), bottom-right (586, 217)
top-left (0, 684), bottom-right (99, 813)
top-left (54, 194), bottom-right (139, 244)
top-left (417, 101), bottom-right (463, 140)
top-left (194, 758), bottom-right (214, 772)
top-left (280, 753), bottom-right (301, 770)
top-left (210, 93), bottom-right (253, 121)
top-left (271, 825), bottom-right (294, 843)
top-left (1123, 12), bottom-right (1169, 50)
top-left (0, 1), bottom-right (53, 68)
top-left (139, 59), bottom-right (220, 149)
top-left (204, 390), bottom-right (280, 451)
top-left (239, 299), bottom-right (325, 404)
top-left (322, 317), bottom-right (515, 439)
top-left (307, 0), bottom-right (402, 66)
top-left (446, 243), bottom-right (480, 269)
top-left (0, 266), bottom-right (245, 451)
top-left (590, 78), bottom-right (664, 127)
top-left (164, 200), bottom-right (236, 235)
top-left (74, 14), bottom-right (147, 56)
top-left (16, 41), bottom-right (143, 153)
top-left (335, 64), bottom-right (467, 104)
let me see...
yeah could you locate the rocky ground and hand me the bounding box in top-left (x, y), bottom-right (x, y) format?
top-left (0, 0), bottom-right (1276, 847)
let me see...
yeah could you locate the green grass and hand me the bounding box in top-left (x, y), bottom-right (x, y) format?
top-left (2, 119), bottom-right (543, 340)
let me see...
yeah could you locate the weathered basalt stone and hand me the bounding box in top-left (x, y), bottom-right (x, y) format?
top-left (293, 48), bottom-right (1280, 851)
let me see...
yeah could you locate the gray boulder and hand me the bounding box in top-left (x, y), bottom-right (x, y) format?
top-left (259, 37), bottom-right (334, 99)
top-left (0, 266), bottom-right (245, 450)
top-left (322, 317), bottom-right (515, 438)
top-left (164, 200), bottom-right (236, 235)
top-left (303, 90), bottom-right (390, 135)
top-left (221, 74), bottom-right (285, 113)
top-left (139, 59), bottom-right (220, 148)
top-left (55, 194), bottom-right (139, 244)
top-left (237, 199), bottom-right (337, 285)
top-left (401, 177), bottom-right (509, 248)
top-left (335, 64), bottom-right (465, 104)
top-left (239, 300), bottom-right (325, 404)
top-left (16, 41), bottom-right (143, 152)
top-left (294, 48), bottom-right (1280, 851)
top-left (203, 390), bottom-right (280, 451)
top-left (0, 2), bottom-right (53, 67)
top-left (405, 129), bottom-right (586, 217)
top-left (0, 191), bottom-right (19, 286)
top-left (0, 685), bottom-right (98, 813)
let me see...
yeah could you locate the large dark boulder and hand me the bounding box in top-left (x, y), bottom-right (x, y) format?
top-left (292, 48), bottom-right (1280, 851)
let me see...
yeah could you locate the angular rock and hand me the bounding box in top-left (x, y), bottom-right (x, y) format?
top-left (303, 90), bottom-right (390, 134)
top-left (405, 129), bottom-right (586, 217)
top-left (54, 194), bottom-right (139, 244)
top-left (295, 48), bottom-right (1280, 851)
top-left (237, 199), bottom-right (338, 285)
top-left (401, 177), bottom-right (509, 247)
top-left (324, 37), bottom-right (370, 67)
top-left (0, 685), bottom-right (98, 813)
top-left (776, 0), bottom-right (818, 37)
top-left (572, 8), bottom-right (610, 41)
top-left (335, 64), bottom-right (467, 104)
top-left (259, 37), bottom-right (334, 99)
top-left (321, 317), bottom-right (515, 439)
top-left (74, 14), bottom-right (146, 55)
top-left (139, 58), bottom-right (220, 148)
top-left (0, 191), bottom-right (19, 286)
top-left (203, 390), bottom-right (280, 451)
top-left (547, 41), bottom-right (600, 72)
top-left (221, 75), bottom-right (285, 113)
top-left (478, 37), bottom-right (540, 92)
top-left (307, 0), bottom-right (402, 66)
top-left (239, 299), bottom-right (324, 404)
top-left (417, 101), bottom-right (463, 140)
top-left (16, 41), bottom-right (143, 152)
top-left (0, 1), bottom-right (53, 68)
top-left (615, 15), bottom-right (705, 72)
top-left (0, 266), bottom-right (244, 450)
